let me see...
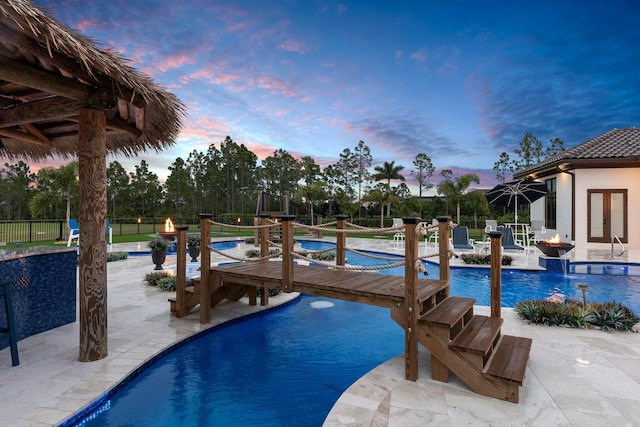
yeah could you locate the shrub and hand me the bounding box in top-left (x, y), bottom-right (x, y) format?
top-left (310, 251), bottom-right (336, 261)
top-left (187, 235), bottom-right (201, 247)
top-left (156, 277), bottom-right (177, 291)
top-left (144, 271), bottom-right (171, 286)
top-left (515, 299), bottom-right (639, 332)
top-left (245, 248), bottom-right (281, 258)
top-left (148, 238), bottom-right (170, 251)
top-left (460, 254), bottom-right (513, 266)
top-left (106, 251), bottom-right (128, 262)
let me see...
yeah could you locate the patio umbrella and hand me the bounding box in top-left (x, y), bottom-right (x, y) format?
top-left (484, 178), bottom-right (548, 229)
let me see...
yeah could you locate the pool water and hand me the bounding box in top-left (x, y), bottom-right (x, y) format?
top-left (69, 239), bottom-right (640, 426)
top-left (298, 241), bottom-right (640, 315)
top-left (69, 295), bottom-right (403, 426)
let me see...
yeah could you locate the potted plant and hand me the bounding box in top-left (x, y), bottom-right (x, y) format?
top-left (148, 238), bottom-right (171, 270)
top-left (187, 235), bottom-right (201, 262)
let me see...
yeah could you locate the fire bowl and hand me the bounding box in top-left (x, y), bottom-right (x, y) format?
top-left (157, 231), bottom-right (177, 241)
top-left (535, 242), bottom-right (575, 257)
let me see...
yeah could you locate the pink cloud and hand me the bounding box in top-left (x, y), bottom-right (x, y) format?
top-left (157, 54), bottom-right (196, 72)
top-left (256, 75), bottom-right (296, 96)
top-left (410, 50), bottom-right (427, 63)
top-left (277, 39), bottom-right (306, 54)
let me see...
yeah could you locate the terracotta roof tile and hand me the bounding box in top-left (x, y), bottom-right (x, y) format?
top-left (515, 128), bottom-right (640, 177)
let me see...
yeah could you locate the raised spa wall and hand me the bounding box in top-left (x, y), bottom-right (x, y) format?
top-left (0, 246), bottom-right (77, 351)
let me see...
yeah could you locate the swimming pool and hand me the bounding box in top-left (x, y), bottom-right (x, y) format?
top-left (68, 239), bottom-right (640, 425)
top-left (65, 295), bottom-right (403, 426)
top-left (297, 240), bottom-right (640, 315)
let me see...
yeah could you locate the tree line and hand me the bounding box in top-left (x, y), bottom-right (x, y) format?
top-left (0, 133), bottom-right (563, 224)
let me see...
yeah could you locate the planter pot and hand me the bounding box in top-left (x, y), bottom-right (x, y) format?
top-left (188, 245), bottom-right (200, 262)
top-left (152, 250), bottom-right (167, 270)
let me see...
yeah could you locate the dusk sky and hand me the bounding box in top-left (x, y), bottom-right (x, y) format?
top-left (19, 0), bottom-right (640, 191)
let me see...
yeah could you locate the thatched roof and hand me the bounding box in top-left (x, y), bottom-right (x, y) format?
top-left (0, 0), bottom-right (185, 161)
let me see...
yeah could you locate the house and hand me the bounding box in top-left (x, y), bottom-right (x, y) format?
top-left (514, 128), bottom-right (640, 257)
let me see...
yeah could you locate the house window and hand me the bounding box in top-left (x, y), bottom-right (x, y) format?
top-left (545, 178), bottom-right (556, 229)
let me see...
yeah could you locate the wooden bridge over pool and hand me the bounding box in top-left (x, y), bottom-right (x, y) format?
top-left (169, 215), bottom-right (532, 403)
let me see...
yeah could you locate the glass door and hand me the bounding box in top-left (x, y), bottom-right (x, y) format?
top-left (587, 189), bottom-right (627, 243)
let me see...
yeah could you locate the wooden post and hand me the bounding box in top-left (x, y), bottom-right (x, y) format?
top-left (175, 226), bottom-right (189, 318)
top-left (431, 216), bottom-right (452, 381)
top-left (489, 231), bottom-right (504, 320)
top-left (259, 214), bottom-right (270, 306)
top-left (78, 108), bottom-right (108, 362)
top-left (280, 215), bottom-right (296, 292)
top-left (199, 214), bottom-right (213, 324)
top-left (335, 214), bottom-right (348, 266)
top-left (437, 216), bottom-right (451, 285)
top-left (403, 217), bottom-right (420, 381)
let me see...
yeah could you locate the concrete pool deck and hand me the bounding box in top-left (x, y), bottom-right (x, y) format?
top-left (1, 237), bottom-right (639, 426)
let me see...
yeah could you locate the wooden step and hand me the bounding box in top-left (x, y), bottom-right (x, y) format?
top-left (419, 296), bottom-right (475, 328)
top-left (450, 315), bottom-right (503, 356)
top-left (419, 296), bottom-right (475, 340)
top-left (483, 335), bottom-right (532, 385)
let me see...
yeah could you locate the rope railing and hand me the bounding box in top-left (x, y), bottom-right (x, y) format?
top-left (293, 222), bottom-right (403, 235)
top-left (209, 218), bottom-right (279, 230)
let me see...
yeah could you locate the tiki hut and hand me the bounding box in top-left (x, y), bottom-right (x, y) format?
top-left (0, 0), bottom-right (185, 361)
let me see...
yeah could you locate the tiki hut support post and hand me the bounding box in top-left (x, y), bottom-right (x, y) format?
top-left (175, 226), bottom-right (189, 318)
top-left (335, 214), bottom-right (348, 266)
top-left (199, 214), bottom-right (213, 324)
top-left (489, 231), bottom-right (504, 320)
top-left (403, 217), bottom-right (420, 381)
top-left (78, 108), bottom-right (108, 362)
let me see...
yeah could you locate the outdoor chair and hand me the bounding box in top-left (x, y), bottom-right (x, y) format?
top-left (452, 226), bottom-right (474, 252)
top-left (67, 219), bottom-right (113, 249)
top-left (527, 220), bottom-right (546, 244)
top-left (67, 219), bottom-right (80, 247)
top-left (484, 219), bottom-right (498, 233)
top-left (427, 218), bottom-right (439, 246)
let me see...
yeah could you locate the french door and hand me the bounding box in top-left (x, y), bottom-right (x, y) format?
top-left (587, 189), bottom-right (627, 243)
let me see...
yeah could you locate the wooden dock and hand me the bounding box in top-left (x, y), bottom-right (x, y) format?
top-left (170, 215), bottom-right (533, 403)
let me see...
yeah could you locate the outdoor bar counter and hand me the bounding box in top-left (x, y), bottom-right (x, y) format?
top-left (0, 246), bottom-right (77, 351)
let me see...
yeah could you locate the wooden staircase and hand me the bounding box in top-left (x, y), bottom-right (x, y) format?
top-left (397, 288), bottom-right (532, 403)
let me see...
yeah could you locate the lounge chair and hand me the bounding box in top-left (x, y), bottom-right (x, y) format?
top-left (484, 219), bottom-right (498, 233)
top-left (452, 226), bottom-right (474, 252)
top-left (67, 219), bottom-right (80, 247)
top-left (497, 226), bottom-right (524, 251)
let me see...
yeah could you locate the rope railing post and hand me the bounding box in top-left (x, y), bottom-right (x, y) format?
top-left (437, 216), bottom-right (451, 288)
top-left (199, 213), bottom-right (213, 324)
top-left (489, 231), bottom-right (503, 320)
top-left (335, 214), bottom-right (348, 266)
top-left (259, 214), bottom-right (271, 306)
top-left (280, 215), bottom-right (296, 292)
top-left (403, 217), bottom-right (420, 381)
top-left (175, 225), bottom-right (189, 318)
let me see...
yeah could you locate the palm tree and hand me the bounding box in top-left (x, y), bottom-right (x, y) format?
top-left (372, 161), bottom-right (405, 216)
top-left (436, 170), bottom-right (480, 224)
top-left (361, 185), bottom-right (400, 229)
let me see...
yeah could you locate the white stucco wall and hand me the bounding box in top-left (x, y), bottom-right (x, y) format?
top-left (529, 168), bottom-right (639, 252)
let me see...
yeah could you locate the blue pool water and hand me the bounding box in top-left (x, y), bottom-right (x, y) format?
top-left (68, 295), bottom-right (403, 426)
top-left (298, 241), bottom-right (640, 314)
top-left (69, 239), bottom-right (640, 426)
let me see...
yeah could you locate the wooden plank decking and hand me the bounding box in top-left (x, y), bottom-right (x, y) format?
top-left (210, 261), bottom-right (449, 308)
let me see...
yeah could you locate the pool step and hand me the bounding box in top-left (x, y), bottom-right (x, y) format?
top-left (416, 296), bottom-right (531, 403)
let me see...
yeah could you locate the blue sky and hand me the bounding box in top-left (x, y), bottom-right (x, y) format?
top-left (26, 0), bottom-right (640, 190)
